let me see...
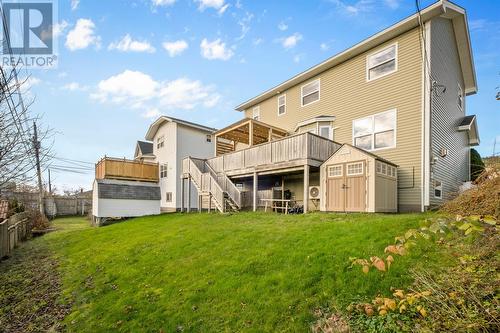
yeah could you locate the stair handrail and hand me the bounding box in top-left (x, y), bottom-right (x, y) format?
top-left (186, 157), bottom-right (225, 212)
top-left (205, 161), bottom-right (241, 209)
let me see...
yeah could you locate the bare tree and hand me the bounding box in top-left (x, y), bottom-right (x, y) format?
top-left (0, 65), bottom-right (53, 191)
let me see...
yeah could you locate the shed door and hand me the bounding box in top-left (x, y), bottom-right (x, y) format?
top-left (325, 161), bottom-right (366, 212)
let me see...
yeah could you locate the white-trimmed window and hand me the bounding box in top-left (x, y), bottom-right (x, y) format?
top-left (206, 134), bottom-right (212, 143)
top-left (301, 79), bottom-right (320, 106)
top-left (252, 106), bottom-right (260, 120)
top-left (160, 164), bottom-right (168, 178)
top-left (278, 94), bottom-right (286, 115)
top-left (434, 180), bottom-right (443, 199)
top-left (347, 162), bottom-right (363, 176)
top-left (165, 192), bottom-right (173, 202)
top-left (353, 109), bottom-right (396, 151)
top-left (157, 135), bottom-right (164, 149)
top-left (328, 165), bottom-right (342, 177)
top-left (457, 83), bottom-right (464, 111)
top-left (319, 125), bottom-right (332, 140)
top-left (376, 161), bottom-right (397, 178)
top-left (367, 44), bottom-right (397, 81)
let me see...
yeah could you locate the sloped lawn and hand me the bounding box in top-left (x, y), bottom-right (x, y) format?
top-left (39, 212), bottom-right (449, 332)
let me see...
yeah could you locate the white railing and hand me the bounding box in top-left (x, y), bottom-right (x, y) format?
top-left (185, 157), bottom-right (225, 212)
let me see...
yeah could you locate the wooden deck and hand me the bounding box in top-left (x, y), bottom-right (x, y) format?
top-left (204, 132), bottom-right (341, 177)
top-left (95, 157), bottom-right (159, 183)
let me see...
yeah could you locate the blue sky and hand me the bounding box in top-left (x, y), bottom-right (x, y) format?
top-left (26, 0), bottom-right (499, 191)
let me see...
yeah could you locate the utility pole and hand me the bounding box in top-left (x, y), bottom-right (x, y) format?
top-left (33, 121), bottom-right (45, 215)
top-left (48, 168), bottom-right (52, 194)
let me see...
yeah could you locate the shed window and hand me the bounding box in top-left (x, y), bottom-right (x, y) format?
top-left (353, 110), bottom-right (396, 151)
top-left (367, 44), bottom-right (397, 81)
top-left (165, 192), bottom-right (173, 202)
top-left (301, 79), bottom-right (320, 106)
top-left (434, 180), bottom-right (443, 199)
top-left (376, 161), bottom-right (397, 178)
top-left (160, 164), bottom-right (168, 178)
top-left (278, 95), bottom-right (286, 115)
top-left (347, 162), bottom-right (363, 176)
top-left (157, 135), bottom-right (164, 149)
top-left (328, 165), bottom-right (342, 177)
top-left (458, 84), bottom-right (464, 111)
top-left (252, 106), bottom-right (260, 120)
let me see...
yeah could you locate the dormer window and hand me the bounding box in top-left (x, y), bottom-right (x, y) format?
top-left (157, 135), bottom-right (164, 149)
top-left (367, 44), bottom-right (397, 81)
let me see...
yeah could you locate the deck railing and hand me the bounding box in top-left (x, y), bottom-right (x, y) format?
top-left (95, 157), bottom-right (159, 183)
top-left (206, 132), bottom-right (341, 174)
top-left (184, 157), bottom-right (225, 212)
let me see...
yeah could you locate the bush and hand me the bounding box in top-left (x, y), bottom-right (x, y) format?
top-left (30, 210), bottom-right (51, 231)
top-left (470, 148), bottom-right (485, 181)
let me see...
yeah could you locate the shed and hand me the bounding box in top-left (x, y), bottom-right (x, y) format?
top-left (320, 144), bottom-right (398, 213)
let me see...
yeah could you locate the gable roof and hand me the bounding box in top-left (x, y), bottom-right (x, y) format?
top-left (136, 141), bottom-right (153, 155)
top-left (145, 116), bottom-right (217, 141)
top-left (235, 0), bottom-right (477, 111)
top-left (327, 143), bottom-right (399, 167)
top-left (457, 114), bottom-right (479, 146)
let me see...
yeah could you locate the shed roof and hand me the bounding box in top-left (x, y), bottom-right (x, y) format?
top-left (325, 144), bottom-right (398, 167)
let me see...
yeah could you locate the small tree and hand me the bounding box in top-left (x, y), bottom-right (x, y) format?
top-left (470, 148), bottom-right (485, 181)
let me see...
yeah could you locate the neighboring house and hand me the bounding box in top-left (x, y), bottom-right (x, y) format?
top-left (182, 0), bottom-right (479, 213)
top-left (141, 116), bottom-right (216, 212)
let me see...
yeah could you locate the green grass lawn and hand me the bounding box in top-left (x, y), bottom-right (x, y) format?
top-left (40, 212), bottom-right (449, 332)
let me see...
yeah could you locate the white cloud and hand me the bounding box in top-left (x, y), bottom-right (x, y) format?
top-left (236, 12), bottom-right (254, 41)
top-left (320, 42), bottom-right (329, 51)
top-left (196, 0), bottom-right (229, 15)
top-left (278, 21), bottom-right (288, 31)
top-left (53, 20), bottom-right (69, 37)
top-left (58, 72), bottom-right (68, 78)
top-left (71, 0), bottom-right (80, 11)
top-left (162, 40), bottom-right (188, 57)
top-left (281, 33), bottom-right (302, 49)
top-left (62, 82), bottom-right (88, 91)
top-left (142, 108), bottom-right (161, 119)
top-left (92, 70), bottom-right (221, 112)
top-left (65, 19), bottom-right (101, 51)
top-left (152, 0), bottom-right (176, 6)
top-left (384, 0), bottom-right (400, 9)
top-left (293, 54), bottom-right (305, 63)
top-left (200, 38), bottom-right (234, 60)
top-left (469, 19), bottom-right (487, 31)
top-left (253, 37), bottom-right (263, 46)
top-left (108, 34), bottom-right (156, 53)
top-left (330, 0), bottom-right (373, 15)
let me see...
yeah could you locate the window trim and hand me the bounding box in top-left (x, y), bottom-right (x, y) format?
top-left (156, 135), bottom-right (164, 149)
top-left (457, 83), bottom-right (464, 111)
top-left (346, 162), bottom-right (364, 176)
top-left (318, 125), bottom-right (332, 140)
top-left (352, 109), bottom-right (397, 152)
top-left (277, 94), bottom-right (286, 116)
top-left (300, 79), bottom-right (320, 107)
top-left (160, 163), bottom-right (168, 178)
top-left (165, 192), bottom-right (173, 202)
top-left (206, 134), bottom-right (212, 143)
top-left (366, 43), bottom-right (398, 82)
top-left (434, 180), bottom-right (443, 199)
top-left (328, 165), bottom-right (343, 178)
top-left (252, 106), bottom-right (260, 120)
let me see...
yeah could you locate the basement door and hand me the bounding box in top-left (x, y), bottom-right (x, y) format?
top-left (326, 161), bottom-right (366, 212)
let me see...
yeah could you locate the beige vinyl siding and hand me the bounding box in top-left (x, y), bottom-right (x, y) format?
top-left (244, 28), bottom-right (423, 211)
top-left (429, 17), bottom-right (470, 206)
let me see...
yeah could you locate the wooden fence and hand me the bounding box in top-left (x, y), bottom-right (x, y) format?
top-left (0, 212), bottom-right (31, 260)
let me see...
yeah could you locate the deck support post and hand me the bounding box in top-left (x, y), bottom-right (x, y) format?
top-left (208, 194), bottom-right (212, 212)
top-left (181, 178), bottom-right (185, 212)
top-left (253, 172), bottom-right (258, 212)
top-left (198, 195), bottom-right (202, 213)
top-left (303, 165), bottom-right (309, 214)
top-left (187, 176), bottom-right (191, 213)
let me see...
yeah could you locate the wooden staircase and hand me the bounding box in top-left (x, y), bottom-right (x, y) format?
top-left (183, 157), bottom-right (241, 213)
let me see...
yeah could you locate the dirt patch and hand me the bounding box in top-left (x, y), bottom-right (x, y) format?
top-left (0, 240), bottom-right (71, 332)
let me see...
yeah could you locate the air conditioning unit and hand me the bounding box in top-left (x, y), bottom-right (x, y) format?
top-left (309, 186), bottom-right (320, 199)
